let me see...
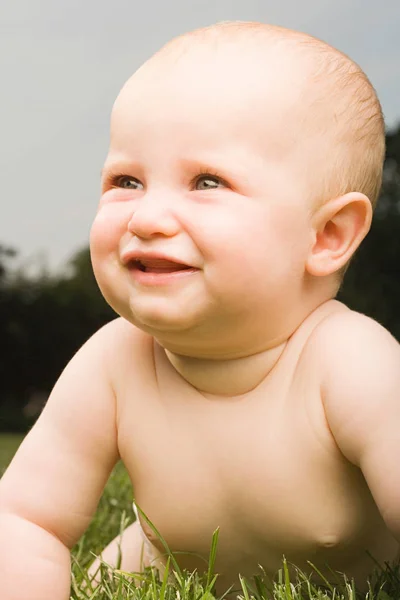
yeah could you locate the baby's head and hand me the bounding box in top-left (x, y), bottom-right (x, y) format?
top-left (91, 22), bottom-right (385, 353)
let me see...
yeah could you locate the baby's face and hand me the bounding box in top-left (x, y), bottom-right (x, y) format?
top-left (91, 45), bottom-right (317, 352)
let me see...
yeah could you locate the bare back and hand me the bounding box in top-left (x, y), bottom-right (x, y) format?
top-left (112, 300), bottom-right (398, 592)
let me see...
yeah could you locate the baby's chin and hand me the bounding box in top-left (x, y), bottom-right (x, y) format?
top-left (114, 297), bottom-right (205, 336)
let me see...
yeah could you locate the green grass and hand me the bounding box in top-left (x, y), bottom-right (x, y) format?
top-left (0, 433), bottom-right (25, 476)
top-left (1, 433), bottom-right (399, 599)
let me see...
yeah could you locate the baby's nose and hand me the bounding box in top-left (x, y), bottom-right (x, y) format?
top-left (127, 196), bottom-right (180, 239)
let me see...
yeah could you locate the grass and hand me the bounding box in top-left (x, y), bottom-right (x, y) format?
top-left (0, 433), bottom-right (25, 476)
top-left (1, 433), bottom-right (400, 599)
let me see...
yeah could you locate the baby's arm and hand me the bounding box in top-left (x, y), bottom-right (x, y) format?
top-left (0, 321), bottom-right (121, 600)
top-left (314, 311), bottom-right (400, 543)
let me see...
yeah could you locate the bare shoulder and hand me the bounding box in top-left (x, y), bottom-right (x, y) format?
top-left (308, 301), bottom-right (400, 388)
top-left (96, 317), bottom-right (155, 387)
top-left (91, 317), bottom-right (152, 359)
top-left (308, 302), bottom-right (400, 465)
top-left (309, 302), bottom-right (399, 362)
top-left (95, 316), bottom-right (147, 343)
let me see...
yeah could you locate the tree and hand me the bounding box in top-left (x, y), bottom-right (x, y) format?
top-left (0, 247), bottom-right (115, 432)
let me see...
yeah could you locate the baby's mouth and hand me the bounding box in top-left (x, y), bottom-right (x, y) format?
top-left (130, 259), bottom-right (195, 274)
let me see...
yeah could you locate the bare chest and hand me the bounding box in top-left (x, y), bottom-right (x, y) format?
top-left (116, 338), bottom-right (386, 578)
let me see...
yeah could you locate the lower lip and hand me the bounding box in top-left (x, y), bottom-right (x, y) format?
top-left (128, 266), bottom-right (200, 286)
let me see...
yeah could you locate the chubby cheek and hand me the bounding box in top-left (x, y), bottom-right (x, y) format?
top-left (90, 203), bottom-right (129, 261)
top-left (260, 205), bottom-right (310, 274)
top-left (89, 205), bottom-right (129, 309)
top-left (196, 210), bottom-right (267, 297)
top-left (206, 203), bottom-right (309, 294)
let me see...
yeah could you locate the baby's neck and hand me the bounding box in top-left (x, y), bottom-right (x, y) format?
top-left (158, 297), bottom-right (341, 397)
top-left (163, 341), bottom-right (287, 398)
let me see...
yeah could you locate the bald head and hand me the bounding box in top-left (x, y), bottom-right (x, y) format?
top-left (137, 21), bottom-right (385, 212)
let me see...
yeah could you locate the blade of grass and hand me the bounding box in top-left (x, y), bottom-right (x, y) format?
top-left (206, 528), bottom-right (220, 591)
top-left (306, 561), bottom-right (336, 594)
top-left (134, 503), bottom-right (183, 578)
top-left (159, 556), bottom-right (171, 600)
top-left (239, 574), bottom-right (252, 600)
top-left (283, 557), bottom-right (294, 600)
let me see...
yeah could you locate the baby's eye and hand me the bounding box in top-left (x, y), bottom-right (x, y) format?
top-left (193, 174), bottom-right (222, 191)
top-left (107, 172), bottom-right (224, 191)
top-left (115, 176), bottom-right (143, 190)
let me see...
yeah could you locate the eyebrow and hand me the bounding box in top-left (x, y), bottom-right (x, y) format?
top-left (100, 160), bottom-right (140, 179)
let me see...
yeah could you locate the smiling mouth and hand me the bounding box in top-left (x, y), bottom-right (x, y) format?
top-left (129, 260), bottom-right (195, 274)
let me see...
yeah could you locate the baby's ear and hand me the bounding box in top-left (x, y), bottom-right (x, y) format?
top-left (305, 192), bottom-right (372, 277)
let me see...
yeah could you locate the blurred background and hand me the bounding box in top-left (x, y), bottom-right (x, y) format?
top-left (1, 0), bottom-right (399, 433)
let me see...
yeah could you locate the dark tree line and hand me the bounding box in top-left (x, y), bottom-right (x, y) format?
top-left (1, 126), bottom-right (400, 432)
top-left (0, 248), bottom-right (115, 431)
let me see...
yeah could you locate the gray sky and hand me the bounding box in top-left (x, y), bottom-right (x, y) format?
top-left (1, 0), bottom-right (399, 274)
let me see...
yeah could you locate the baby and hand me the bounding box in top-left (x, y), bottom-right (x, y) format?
top-left (1, 20), bottom-right (399, 600)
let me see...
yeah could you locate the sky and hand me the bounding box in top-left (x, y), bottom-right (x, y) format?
top-left (1, 0), bottom-right (400, 275)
